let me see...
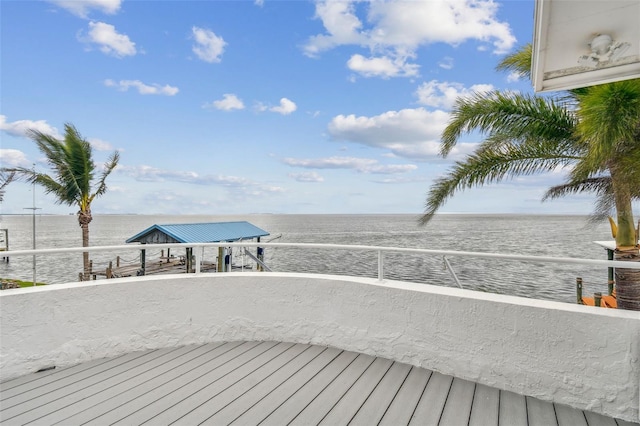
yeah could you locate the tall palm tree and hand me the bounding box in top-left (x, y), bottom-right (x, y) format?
top-left (420, 45), bottom-right (640, 310)
top-left (6, 123), bottom-right (120, 280)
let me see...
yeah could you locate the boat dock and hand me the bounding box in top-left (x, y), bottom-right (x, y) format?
top-left (90, 221), bottom-right (269, 279)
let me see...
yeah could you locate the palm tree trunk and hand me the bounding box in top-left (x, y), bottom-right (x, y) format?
top-left (78, 209), bottom-right (92, 281)
top-left (612, 173), bottom-right (640, 310)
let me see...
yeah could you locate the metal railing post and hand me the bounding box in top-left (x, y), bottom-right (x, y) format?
top-left (378, 250), bottom-right (384, 281)
top-left (195, 248), bottom-right (201, 274)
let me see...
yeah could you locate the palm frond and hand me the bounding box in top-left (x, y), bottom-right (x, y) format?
top-left (90, 150), bottom-right (120, 203)
top-left (576, 79), bottom-right (640, 161)
top-left (419, 141), bottom-right (577, 225)
top-left (0, 170), bottom-right (16, 202)
top-left (441, 91), bottom-right (577, 156)
top-left (496, 43), bottom-right (532, 80)
top-left (542, 177), bottom-right (612, 201)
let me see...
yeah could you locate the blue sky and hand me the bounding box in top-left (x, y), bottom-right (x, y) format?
top-left (0, 0), bottom-right (603, 215)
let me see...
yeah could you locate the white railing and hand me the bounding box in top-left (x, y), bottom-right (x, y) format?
top-left (3, 241), bottom-right (640, 283)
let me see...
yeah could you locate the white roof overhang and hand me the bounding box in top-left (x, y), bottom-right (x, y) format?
top-left (532, 0), bottom-right (640, 92)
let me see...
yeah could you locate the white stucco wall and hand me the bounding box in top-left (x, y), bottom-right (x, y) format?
top-left (1, 273), bottom-right (638, 422)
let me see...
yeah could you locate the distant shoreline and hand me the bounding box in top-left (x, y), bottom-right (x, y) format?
top-left (0, 212), bottom-right (593, 217)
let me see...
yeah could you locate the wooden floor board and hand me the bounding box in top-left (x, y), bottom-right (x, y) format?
top-left (167, 342), bottom-right (308, 425)
top-left (258, 350), bottom-right (359, 425)
top-left (288, 353), bottom-right (375, 426)
top-left (141, 342), bottom-right (290, 425)
top-left (584, 410), bottom-right (619, 426)
top-left (201, 344), bottom-right (330, 425)
top-left (112, 341), bottom-right (278, 425)
top-left (0, 350), bottom-right (150, 400)
top-left (318, 356), bottom-right (393, 425)
top-left (556, 403), bottom-right (588, 426)
top-left (439, 377), bottom-right (476, 426)
top-left (226, 347), bottom-right (343, 425)
top-left (527, 395), bottom-right (558, 426)
top-left (499, 389), bottom-right (529, 426)
top-left (46, 342), bottom-right (231, 425)
top-left (97, 341), bottom-right (258, 425)
top-left (469, 383), bottom-right (500, 426)
top-left (408, 370), bottom-right (453, 426)
top-left (0, 347), bottom-right (178, 424)
top-left (0, 341), bottom-right (636, 426)
top-left (349, 361), bottom-right (412, 426)
top-left (379, 366), bottom-right (432, 426)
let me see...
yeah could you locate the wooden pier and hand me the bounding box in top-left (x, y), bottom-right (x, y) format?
top-left (91, 254), bottom-right (219, 279)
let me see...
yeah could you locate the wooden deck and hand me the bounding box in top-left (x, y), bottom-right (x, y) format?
top-left (1, 341), bottom-right (636, 426)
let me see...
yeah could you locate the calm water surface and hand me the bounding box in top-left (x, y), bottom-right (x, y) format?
top-left (0, 214), bottom-right (613, 304)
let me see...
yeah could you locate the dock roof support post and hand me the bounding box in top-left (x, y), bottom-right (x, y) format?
top-left (140, 248), bottom-right (146, 276)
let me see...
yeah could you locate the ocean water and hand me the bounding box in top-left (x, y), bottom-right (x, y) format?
top-left (0, 214), bottom-right (614, 304)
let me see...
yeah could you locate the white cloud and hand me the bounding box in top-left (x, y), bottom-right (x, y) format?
top-left (205, 94), bottom-right (245, 111)
top-left (49, 0), bottom-right (121, 18)
top-left (283, 156), bottom-right (417, 174)
top-left (88, 138), bottom-right (114, 151)
top-left (270, 98), bottom-right (297, 115)
top-left (104, 79), bottom-right (179, 96)
top-left (438, 56), bottom-right (454, 70)
top-left (192, 27), bottom-right (226, 63)
top-left (507, 71), bottom-right (522, 83)
top-left (254, 0), bottom-right (264, 6)
top-left (327, 108), bottom-right (452, 160)
top-left (415, 80), bottom-right (494, 109)
top-left (304, 0), bottom-right (516, 78)
top-left (289, 172), bottom-right (324, 182)
top-left (372, 175), bottom-right (430, 184)
top-left (303, 1), bottom-right (366, 57)
top-left (0, 115), bottom-right (60, 138)
top-left (0, 149), bottom-right (31, 167)
top-left (117, 165), bottom-right (285, 196)
top-left (81, 21), bottom-right (136, 58)
top-left (347, 54), bottom-right (419, 78)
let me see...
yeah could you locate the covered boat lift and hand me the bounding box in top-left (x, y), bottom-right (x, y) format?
top-left (125, 221), bottom-right (270, 275)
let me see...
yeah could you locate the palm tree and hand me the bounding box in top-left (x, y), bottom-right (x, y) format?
top-left (5, 123), bottom-right (120, 280)
top-left (0, 171), bottom-right (16, 203)
top-left (420, 45), bottom-right (640, 310)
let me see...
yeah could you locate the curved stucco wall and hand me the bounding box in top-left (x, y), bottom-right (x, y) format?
top-left (1, 273), bottom-right (638, 422)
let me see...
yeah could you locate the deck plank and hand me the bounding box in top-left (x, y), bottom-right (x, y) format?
top-left (555, 403), bottom-right (588, 426)
top-left (499, 389), bottom-right (529, 426)
top-left (0, 342), bottom-right (636, 426)
top-left (169, 342), bottom-right (312, 425)
top-left (258, 350), bottom-right (360, 425)
top-left (225, 347), bottom-right (344, 425)
top-left (0, 350), bottom-right (152, 400)
top-left (409, 371), bottom-right (453, 426)
top-left (469, 383), bottom-right (500, 426)
top-left (185, 344), bottom-right (326, 425)
top-left (44, 342), bottom-right (231, 425)
top-left (318, 356), bottom-right (393, 425)
top-left (439, 377), bottom-right (476, 426)
top-left (584, 410), bottom-right (619, 426)
top-left (349, 361), bottom-right (413, 426)
top-left (379, 366), bottom-right (432, 426)
top-left (288, 354), bottom-right (375, 426)
top-left (108, 341), bottom-right (278, 425)
top-left (0, 347), bottom-right (180, 424)
top-left (527, 395), bottom-right (558, 426)
top-left (91, 341), bottom-right (257, 425)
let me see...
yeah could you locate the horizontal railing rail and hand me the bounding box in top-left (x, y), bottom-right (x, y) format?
top-left (2, 241), bottom-right (640, 286)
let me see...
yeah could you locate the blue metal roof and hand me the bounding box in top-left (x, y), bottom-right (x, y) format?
top-left (126, 221), bottom-right (269, 244)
